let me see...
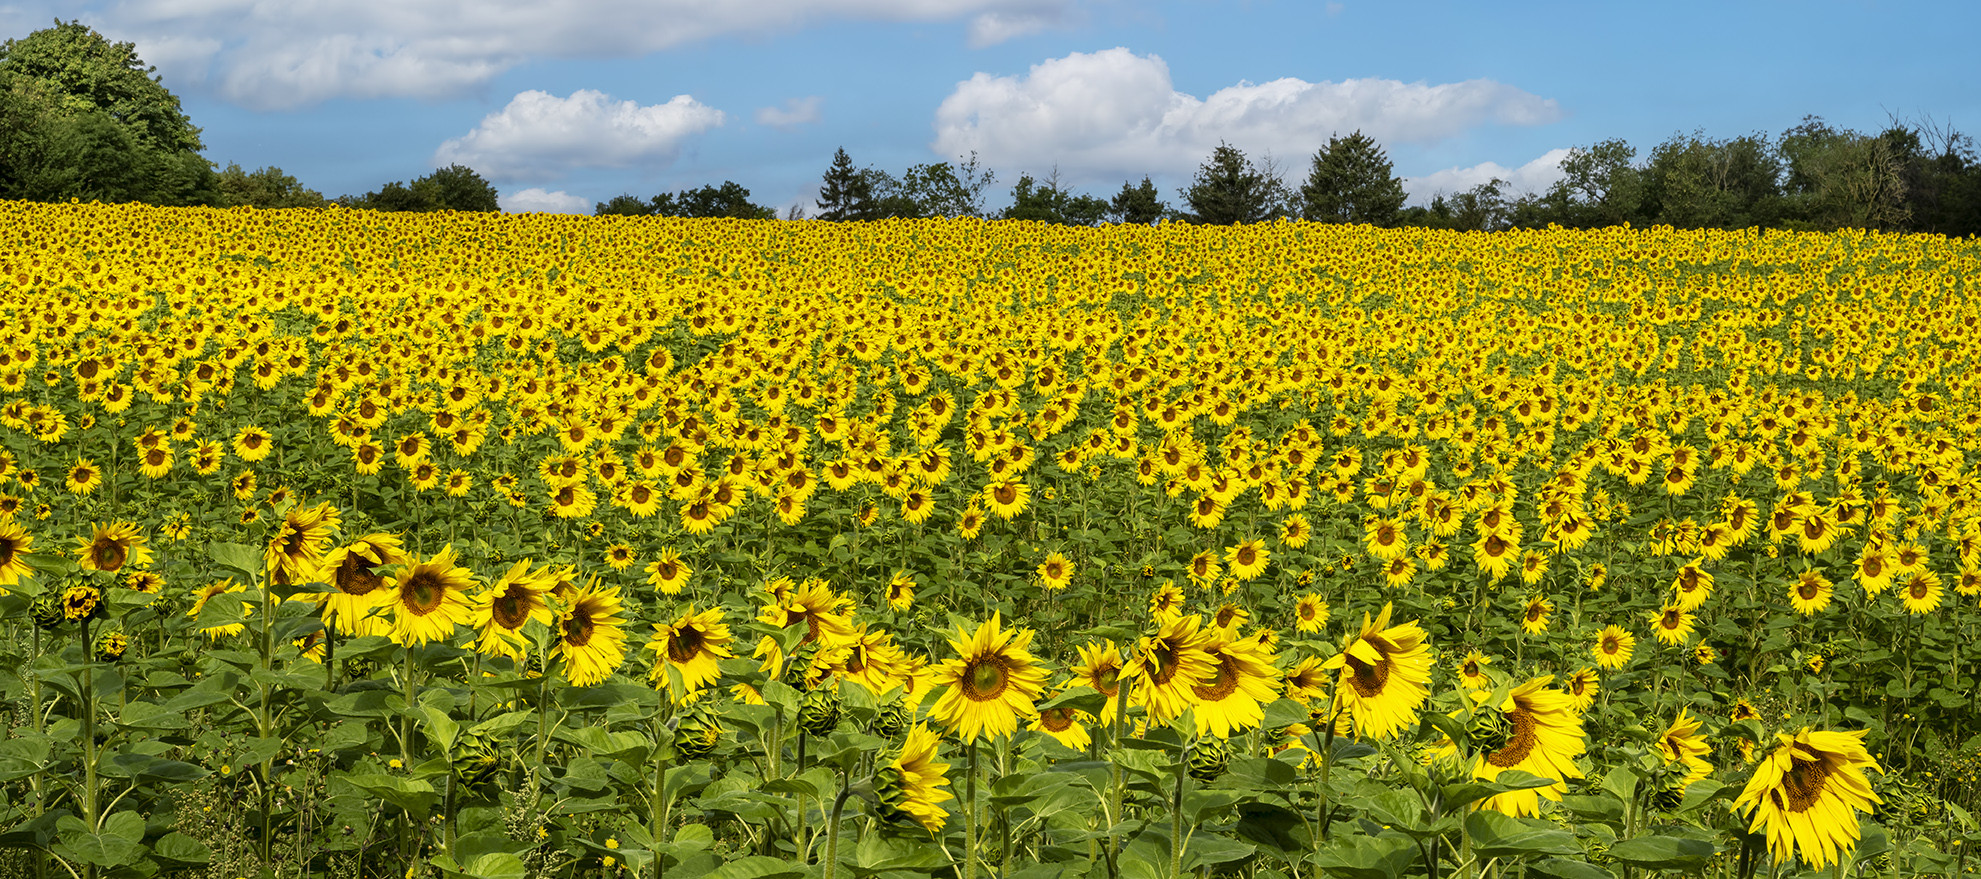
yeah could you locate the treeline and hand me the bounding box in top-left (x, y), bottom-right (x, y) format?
top-left (773, 122), bottom-right (1979, 236)
top-left (5, 20), bottom-right (1976, 235)
top-left (0, 20), bottom-right (499, 213)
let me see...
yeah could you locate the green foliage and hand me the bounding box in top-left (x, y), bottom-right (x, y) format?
top-left (0, 19), bottom-right (202, 153)
top-left (596, 182), bottom-right (776, 219)
top-left (215, 163), bottom-right (328, 210)
top-left (1299, 130), bottom-right (1406, 226)
top-left (1000, 172), bottom-right (1108, 226)
top-left (815, 147), bottom-right (874, 221)
top-left (1638, 130), bottom-right (1784, 229)
top-left (1108, 176), bottom-right (1167, 225)
top-left (1181, 142), bottom-right (1285, 225)
top-left (343, 164), bottom-right (499, 213)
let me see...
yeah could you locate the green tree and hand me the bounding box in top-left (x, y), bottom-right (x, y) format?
top-left (651, 181), bottom-right (777, 219)
top-left (1000, 171), bottom-right (1108, 226)
top-left (816, 147), bottom-right (874, 221)
top-left (1553, 138), bottom-right (1643, 227)
top-left (216, 163), bottom-right (327, 209)
top-left (1639, 130), bottom-right (1783, 229)
top-left (1298, 130), bottom-right (1406, 225)
top-left (1778, 117), bottom-right (1911, 230)
top-left (594, 194), bottom-right (656, 216)
top-left (345, 165), bottom-right (498, 212)
top-left (1181, 142), bottom-right (1278, 225)
top-left (1108, 176), bottom-right (1167, 224)
top-left (0, 19), bottom-right (202, 153)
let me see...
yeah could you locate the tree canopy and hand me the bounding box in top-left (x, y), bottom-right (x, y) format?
top-left (1181, 143), bottom-right (1281, 225)
top-left (1299, 130), bottom-right (1406, 225)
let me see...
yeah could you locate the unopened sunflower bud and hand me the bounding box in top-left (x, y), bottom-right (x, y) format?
top-left (798, 686), bottom-right (841, 737)
top-left (1187, 736), bottom-right (1231, 782)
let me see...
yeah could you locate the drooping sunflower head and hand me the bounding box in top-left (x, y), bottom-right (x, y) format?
top-left (469, 559), bottom-right (555, 661)
top-left (1470, 677), bottom-right (1587, 817)
top-left (265, 501), bottom-right (342, 585)
top-left (1735, 728), bottom-right (1882, 870)
top-left (874, 724), bottom-right (953, 833)
top-left (645, 604), bottom-right (734, 695)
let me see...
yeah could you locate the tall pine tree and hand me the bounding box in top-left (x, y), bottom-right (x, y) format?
top-left (815, 147), bottom-right (873, 221)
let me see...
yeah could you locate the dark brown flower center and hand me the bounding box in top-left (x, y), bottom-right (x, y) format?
top-left (1485, 710), bottom-right (1538, 768)
top-left (667, 625), bottom-right (706, 663)
top-left (1039, 707), bottom-right (1077, 732)
top-left (1776, 755), bottom-right (1838, 812)
top-left (491, 588), bottom-right (532, 630)
top-left (563, 605), bottom-right (595, 646)
top-left (1344, 641), bottom-right (1392, 698)
top-left (92, 538), bottom-right (128, 571)
top-left (962, 657), bottom-right (1009, 701)
top-left (402, 571), bottom-right (445, 614)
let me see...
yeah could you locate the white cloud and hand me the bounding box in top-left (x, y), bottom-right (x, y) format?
top-left (755, 96), bottom-right (822, 130)
top-left (501, 188), bottom-right (593, 214)
top-left (1404, 148), bottom-right (1572, 204)
top-left (966, 6), bottom-right (1068, 47)
top-left (82, 0), bottom-right (1079, 108)
top-left (435, 89), bottom-right (725, 183)
top-left (932, 48), bottom-right (1562, 186)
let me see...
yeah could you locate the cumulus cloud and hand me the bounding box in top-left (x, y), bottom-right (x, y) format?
top-left (501, 188), bottom-right (593, 214)
top-left (81, 0), bottom-right (1079, 108)
top-left (435, 89), bottom-right (725, 183)
top-left (932, 48), bottom-right (1562, 185)
top-left (1404, 148), bottom-right (1572, 204)
top-left (755, 96), bottom-right (823, 130)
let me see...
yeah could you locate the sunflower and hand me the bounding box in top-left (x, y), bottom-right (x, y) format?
top-left (1068, 640), bottom-right (1125, 724)
top-left (314, 533), bottom-right (407, 636)
top-left (556, 577), bottom-right (628, 687)
top-left (233, 426), bottom-right (274, 462)
top-left (549, 484), bottom-right (599, 520)
top-left (1293, 594), bottom-right (1330, 633)
top-left (1282, 655), bottom-right (1330, 703)
top-left (1657, 708), bottom-right (1713, 789)
top-left (886, 570), bottom-right (917, 611)
top-left (265, 501), bottom-right (341, 585)
top-left (645, 550), bottom-right (692, 595)
top-left (1323, 603), bottom-right (1433, 741)
top-left (875, 724), bottom-right (953, 833)
top-left (646, 605), bottom-right (734, 695)
top-left (1279, 514), bottom-right (1312, 549)
top-left (78, 522), bottom-right (151, 573)
top-left (1123, 613), bottom-right (1217, 725)
top-left (1671, 561), bottom-right (1714, 612)
top-left (1650, 606), bottom-right (1696, 646)
top-left (1030, 705), bottom-right (1094, 750)
top-left (1789, 570), bottom-right (1833, 615)
top-left (138, 445), bottom-right (172, 479)
top-left (1148, 581), bottom-right (1186, 619)
top-left (0, 519), bottom-right (35, 586)
top-left (1363, 517), bottom-right (1410, 562)
top-left (470, 560), bottom-right (555, 661)
top-left (756, 577), bottom-right (856, 647)
top-left (1563, 668), bottom-right (1599, 712)
top-left (1466, 677), bottom-right (1586, 817)
top-left (1592, 625), bottom-right (1635, 670)
top-left (1036, 552), bottom-right (1074, 591)
top-left (1443, 651), bottom-right (1485, 691)
top-left (65, 459), bottom-right (102, 495)
top-left (1189, 627), bottom-right (1280, 738)
top-left (1519, 596), bottom-right (1553, 635)
top-left (189, 578), bottom-right (252, 638)
top-left (1226, 538), bottom-right (1269, 581)
top-left (1472, 532), bottom-right (1518, 583)
top-left (1854, 544), bottom-right (1894, 597)
top-left (928, 614), bottom-right (1047, 743)
top-left (1899, 570), bottom-right (1943, 614)
top-left (1735, 728), bottom-right (1882, 870)
top-left (957, 505), bottom-right (987, 539)
top-left (982, 479), bottom-right (1030, 520)
top-left (385, 545), bottom-right (477, 646)
top-left (1186, 550), bottom-right (1222, 587)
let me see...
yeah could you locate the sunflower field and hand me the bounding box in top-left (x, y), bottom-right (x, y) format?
top-left (2, 200), bottom-right (1980, 879)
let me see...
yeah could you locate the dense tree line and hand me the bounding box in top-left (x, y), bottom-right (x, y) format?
top-left (5, 20), bottom-right (1976, 235)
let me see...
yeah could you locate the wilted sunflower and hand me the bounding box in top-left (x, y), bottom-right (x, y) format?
top-left (78, 522), bottom-right (151, 573)
top-left (1190, 627), bottom-right (1280, 738)
top-left (1466, 677), bottom-right (1586, 817)
top-left (386, 545), bottom-right (477, 646)
top-left (1592, 625), bottom-right (1635, 670)
top-left (1735, 728), bottom-right (1881, 870)
top-left (314, 534), bottom-right (406, 636)
top-left (470, 560), bottom-right (555, 661)
top-left (0, 519), bottom-right (35, 586)
top-left (556, 577), bottom-right (628, 687)
top-left (265, 501), bottom-right (341, 585)
top-left (874, 724), bottom-right (953, 833)
top-left (929, 613), bottom-right (1047, 743)
top-left (1122, 613), bottom-right (1216, 726)
top-left (1322, 603), bottom-right (1432, 741)
top-left (645, 605), bottom-right (733, 694)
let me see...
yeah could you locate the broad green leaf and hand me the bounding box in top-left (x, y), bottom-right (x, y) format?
top-left (1464, 810), bottom-right (1583, 859)
top-left (1313, 834), bottom-right (1419, 879)
top-left (1606, 835), bottom-right (1717, 870)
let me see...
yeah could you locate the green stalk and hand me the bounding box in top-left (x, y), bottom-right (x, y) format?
top-left (1169, 737), bottom-right (1188, 878)
top-left (822, 780), bottom-right (850, 879)
top-left (79, 617), bottom-right (98, 879)
top-left (964, 740), bottom-right (980, 879)
top-left (650, 700), bottom-right (672, 879)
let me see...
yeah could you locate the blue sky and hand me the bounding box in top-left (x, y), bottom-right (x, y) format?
top-left (7, 0), bottom-right (1977, 215)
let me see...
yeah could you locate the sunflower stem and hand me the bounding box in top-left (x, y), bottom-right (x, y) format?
top-left (651, 697), bottom-right (672, 879)
top-left (1169, 737), bottom-right (1187, 879)
top-left (964, 740), bottom-right (979, 879)
top-left (79, 616), bottom-right (97, 879)
top-left (822, 778), bottom-right (850, 879)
